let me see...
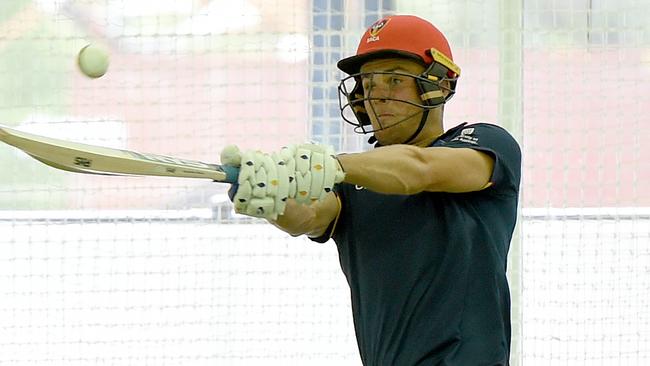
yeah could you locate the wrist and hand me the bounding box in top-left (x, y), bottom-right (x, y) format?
top-left (334, 153), bottom-right (347, 175)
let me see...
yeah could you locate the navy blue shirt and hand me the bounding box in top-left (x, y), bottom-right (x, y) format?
top-left (315, 123), bottom-right (521, 365)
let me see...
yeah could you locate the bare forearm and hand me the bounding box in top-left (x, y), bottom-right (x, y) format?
top-left (337, 145), bottom-right (436, 195)
top-left (268, 194), bottom-right (339, 238)
top-left (269, 200), bottom-right (318, 237)
top-left (336, 145), bottom-right (494, 194)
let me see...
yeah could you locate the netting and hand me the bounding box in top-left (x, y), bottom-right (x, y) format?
top-left (0, 217), bottom-right (358, 365)
top-left (1, 0), bottom-right (649, 364)
top-left (523, 209), bottom-right (650, 365)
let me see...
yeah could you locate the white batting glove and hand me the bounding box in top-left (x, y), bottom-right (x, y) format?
top-left (220, 145), bottom-right (293, 220)
top-left (220, 143), bottom-right (345, 220)
top-left (286, 143), bottom-right (346, 204)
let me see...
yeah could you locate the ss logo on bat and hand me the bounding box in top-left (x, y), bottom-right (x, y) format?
top-left (74, 157), bottom-right (92, 168)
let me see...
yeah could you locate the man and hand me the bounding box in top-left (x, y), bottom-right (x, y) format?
top-left (220, 15), bottom-right (521, 365)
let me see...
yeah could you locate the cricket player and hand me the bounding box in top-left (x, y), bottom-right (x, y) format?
top-left (221, 15), bottom-right (521, 365)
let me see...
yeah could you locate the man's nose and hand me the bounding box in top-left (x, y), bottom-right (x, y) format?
top-left (369, 84), bottom-right (391, 101)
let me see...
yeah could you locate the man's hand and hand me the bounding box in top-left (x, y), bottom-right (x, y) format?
top-left (220, 143), bottom-right (344, 220)
top-left (290, 143), bottom-right (346, 203)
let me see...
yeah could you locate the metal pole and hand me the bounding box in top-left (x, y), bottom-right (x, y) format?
top-left (498, 0), bottom-right (524, 365)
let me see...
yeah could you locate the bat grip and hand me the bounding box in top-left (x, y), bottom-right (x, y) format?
top-left (220, 165), bottom-right (240, 184)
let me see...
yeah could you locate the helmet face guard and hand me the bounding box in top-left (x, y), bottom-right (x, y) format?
top-left (336, 15), bottom-right (461, 137)
top-left (338, 48), bottom-right (460, 133)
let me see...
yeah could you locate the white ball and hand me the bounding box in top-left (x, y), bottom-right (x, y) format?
top-left (77, 44), bottom-right (109, 78)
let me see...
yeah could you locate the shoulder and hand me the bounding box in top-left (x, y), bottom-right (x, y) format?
top-left (439, 122), bottom-right (521, 195)
top-left (442, 122), bottom-right (520, 156)
top-left (446, 122), bottom-right (516, 141)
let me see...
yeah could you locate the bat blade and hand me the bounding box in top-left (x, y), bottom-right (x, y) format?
top-left (0, 124), bottom-right (238, 183)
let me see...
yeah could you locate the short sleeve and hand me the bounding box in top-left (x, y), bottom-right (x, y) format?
top-left (443, 123), bottom-right (521, 195)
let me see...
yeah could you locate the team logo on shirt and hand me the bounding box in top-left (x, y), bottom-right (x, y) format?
top-left (451, 128), bottom-right (478, 145)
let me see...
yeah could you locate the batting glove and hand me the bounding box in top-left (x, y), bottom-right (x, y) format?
top-left (220, 144), bottom-right (345, 220)
top-left (287, 143), bottom-right (346, 204)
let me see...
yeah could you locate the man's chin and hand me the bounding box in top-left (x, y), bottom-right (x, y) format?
top-left (373, 131), bottom-right (398, 145)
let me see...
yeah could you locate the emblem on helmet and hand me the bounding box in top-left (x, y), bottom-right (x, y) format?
top-left (367, 18), bottom-right (390, 43)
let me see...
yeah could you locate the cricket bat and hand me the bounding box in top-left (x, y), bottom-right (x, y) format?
top-left (0, 124), bottom-right (239, 183)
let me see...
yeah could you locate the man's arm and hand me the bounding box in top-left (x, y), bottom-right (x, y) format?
top-left (337, 144), bottom-right (494, 194)
top-left (269, 144), bottom-right (493, 237)
top-left (269, 192), bottom-right (340, 238)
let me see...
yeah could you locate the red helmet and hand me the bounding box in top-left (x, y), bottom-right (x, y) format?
top-left (337, 15), bottom-right (461, 135)
top-left (337, 15), bottom-right (460, 79)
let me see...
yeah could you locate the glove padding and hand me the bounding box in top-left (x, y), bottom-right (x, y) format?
top-left (289, 143), bottom-right (345, 204)
top-left (220, 143), bottom-right (344, 220)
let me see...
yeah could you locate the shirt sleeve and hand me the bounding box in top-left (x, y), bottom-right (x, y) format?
top-left (442, 123), bottom-right (521, 196)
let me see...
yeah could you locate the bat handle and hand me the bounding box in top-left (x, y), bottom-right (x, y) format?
top-left (219, 165), bottom-right (240, 184)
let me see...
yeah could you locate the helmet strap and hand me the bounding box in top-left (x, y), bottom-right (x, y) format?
top-left (368, 109), bottom-right (430, 147)
top-left (401, 109), bottom-right (429, 145)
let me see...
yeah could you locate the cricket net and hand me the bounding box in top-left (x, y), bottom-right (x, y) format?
top-left (1, 0), bottom-right (649, 365)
